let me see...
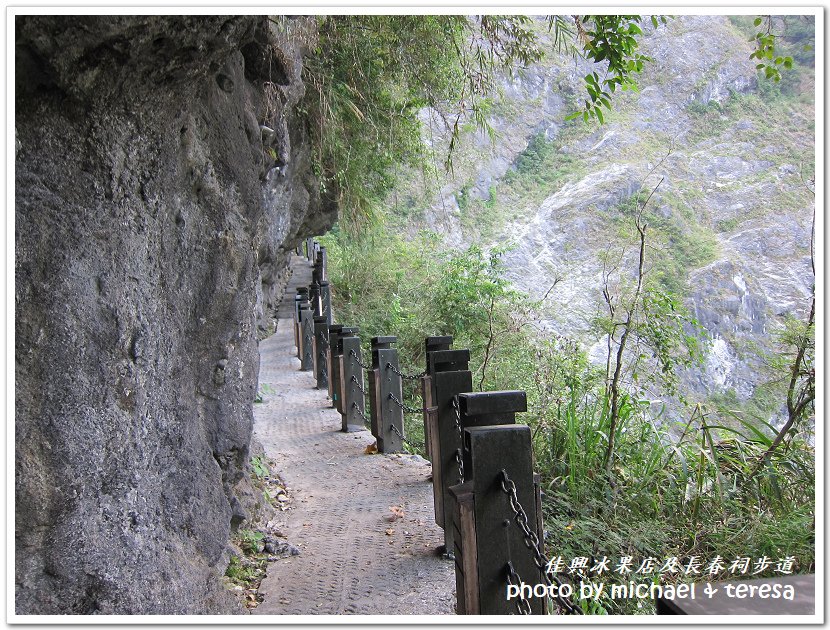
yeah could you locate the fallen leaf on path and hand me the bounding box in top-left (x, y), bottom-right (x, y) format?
top-left (385, 528), bottom-right (395, 536)
top-left (389, 505), bottom-right (405, 519)
top-left (364, 442), bottom-right (378, 455)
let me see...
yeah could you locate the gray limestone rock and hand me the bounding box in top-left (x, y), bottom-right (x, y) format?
top-left (15, 16), bottom-right (334, 614)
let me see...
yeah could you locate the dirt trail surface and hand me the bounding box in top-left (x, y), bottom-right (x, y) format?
top-left (252, 256), bottom-right (455, 615)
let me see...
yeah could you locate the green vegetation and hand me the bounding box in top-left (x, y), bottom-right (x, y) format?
top-left (301, 16), bottom-right (547, 228)
top-left (318, 223), bottom-right (533, 447)
top-left (304, 13), bottom-right (814, 616)
top-left (250, 455), bottom-right (269, 480)
top-left (319, 220), bottom-right (814, 614)
top-left (299, 15), bottom-right (666, 229)
top-left (436, 125), bottom-right (588, 242)
top-left (238, 530), bottom-right (265, 555)
top-left (225, 555), bottom-right (262, 586)
top-left (505, 129), bottom-right (583, 196)
top-left (606, 190), bottom-right (719, 295)
top-left (254, 383), bottom-right (275, 404)
top-left (225, 530), bottom-right (268, 596)
top-left (729, 15), bottom-right (815, 99)
top-left (566, 15), bottom-right (667, 123)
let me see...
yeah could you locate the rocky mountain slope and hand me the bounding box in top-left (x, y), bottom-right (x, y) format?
top-left (394, 15), bottom-right (815, 418)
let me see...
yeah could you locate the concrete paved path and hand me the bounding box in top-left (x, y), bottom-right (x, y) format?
top-left (252, 255), bottom-right (454, 615)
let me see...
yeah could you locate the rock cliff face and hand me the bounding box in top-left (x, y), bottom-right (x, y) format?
top-left (15, 16), bottom-right (334, 614)
top-left (402, 16), bottom-right (814, 416)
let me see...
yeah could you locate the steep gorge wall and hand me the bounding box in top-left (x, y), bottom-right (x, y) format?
top-left (15, 16), bottom-right (335, 614)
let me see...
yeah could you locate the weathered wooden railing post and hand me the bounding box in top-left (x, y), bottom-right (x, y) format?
top-left (306, 237), bottom-right (314, 261)
top-left (313, 251), bottom-right (323, 277)
top-left (339, 332), bottom-right (367, 432)
top-left (294, 288), bottom-right (309, 358)
top-left (320, 245), bottom-right (328, 281)
top-left (313, 315), bottom-right (329, 390)
top-left (293, 294), bottom-right (302, 355)
top-left (327, 324), bottom-right (344, 407)
top-left (333, 326), bottom-right (358, 414)
top-left (319, 280), bottom-right (332, 325)
top-left (368, 336), bottom-right (404, 453)
top-left (428, 349), bottom-right (472, 555)
top-left (450, 423), bottom-right (546, 615)
top-left (299, 302), bottom-right (314, 371)
top-left (423, 336), bottom-right (453, 462)
top-left (309, 281), bottom-right (322, 319)
top-left (457, 390), bottom-right (526, 427)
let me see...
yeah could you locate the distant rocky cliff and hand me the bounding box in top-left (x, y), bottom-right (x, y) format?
top-left (15, 16), bottom-right (334, 614)
top-left (403, 16), bottom-right (814, 417)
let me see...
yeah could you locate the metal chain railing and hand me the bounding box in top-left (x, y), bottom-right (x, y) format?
top-left (498, 470), bottom-right (582, 615)
top-left (454, 449), bottom-right (464, 484)
top-left (388, 392), bottom-right (422, 414)
top-left (505, 562), bottom-right (532, 615)
top-left (451, 396), bottom-right (464, 483)
top-left (303, 331), bottom-right (313, 360)
top-left (385, 362), bottom-right (426, 381)
top-left (350, 374), bottom-right (368, 397)
top-left (351, 401), bottom-right (370, 424)
top-left (389, 424), bottom-right (425, 450)
top-left (349, 348), bottom-right (371, 370)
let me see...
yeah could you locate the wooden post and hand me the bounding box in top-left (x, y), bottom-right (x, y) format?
top-left (449, 481), bottom-right (479, 614)
top-left (299, 305), bottom-right (314, 372)
top-left (327, 324), bottom-right (344, 405)
top-left (422, 375), bottom-right (437, 463)
top-left (423, 336), bottom-right (453, 462)
top-left (293, 294), bottom-right (302, 356)
top-left (431, 349), bottom-right (472, 555)
top-left (455, 424), bottom-right (545, 615)
top-left (457, 390), bottom-right (527, 427)
top-left (309, 281), bottom-right (322, 317)
top-left (368, 337), bottom-right (394, 442)
top-left (319, 280), bottom-right (332, 325)
top-left (369, 336), bottom-right (404, 453)
top-left (340, 335), bottom-right (366, 433)
top-left (294, 288), bottom-right (309, 358)
top-left (331, 326), bottom-right (357, 413)
top-left (313, 315), bottom-right (329, 390)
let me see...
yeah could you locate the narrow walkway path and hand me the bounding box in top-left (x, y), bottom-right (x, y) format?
top-left (252, 255), bottom-right (454, 615)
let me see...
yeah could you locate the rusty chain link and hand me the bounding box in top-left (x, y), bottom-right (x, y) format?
top-left (451, 396), bottom-right (464, 483)
top-left (385, 362), bottom-right (426, 380)
top-left (387, 392), bottom-right (422, 414)
top-left (303, 331), bottom-right (313, 360)
top-left (349, 348), bottom-right (371, 370)
top-left (505, 562), bottom-right (532, 615)
top-left (454, 449), bottom-right (465, 484)
top-left (350, 401), bottom-right (370, 424)
top-left (350, 374), bottom-right (368, 397)
top-left (498, 470), bottom-right (582, 615)
top-left (389, 424), bottom-right (425, 450)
